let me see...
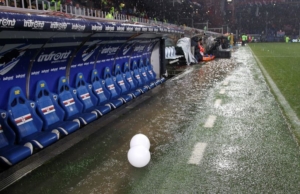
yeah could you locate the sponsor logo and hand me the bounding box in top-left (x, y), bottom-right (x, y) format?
top-left (37, 51), bottom-right (72, 62)
top-left (41, 69), bottom-right (49, 73)
top-left (71, 65), bottom-right (76, 68)
top-left (107, 84), bottom-right (115, 90)
top-left (134, 45), bottom-right (145, 52)
top-left (24, 20), bottom-right (44, 29)
top-left (101, 47), bottom-right (119, 54)
top-left (80, 93), bottom-right (90, 100)
top-left (159, 28), bottom-right (163, 31)
top-left (154, 28), bottom-right (158, 32)
top-left (91, 25), bottom-right (103, 31)
top-left (51, 68), bottom-right (58, 72)
top-left (149, 28), bottom-right (153, 31)
top-left (142, 28), bottom-right (148, 32)
top-left (50, 22), bottom-right (68, 30)
top-left (41, 105), bottom-right (55, 115)
top-left (135, 27), bottom-right (141, 31)
top-left (3, 76), bottom-right (13, 81)
top-left (118, 80), bottom-right (124, 86)
top-left (14, 113), bottom-right (33, 126)
top-left (96, 88), bottom-right (103, 94)
top-left (59, 67), bottom-right (66, 70)
top-left (0, 18), bottom-right (16, 28)
top-left (147, 42), bottom-right (155, 52)
top-left (116, 26), bottom-right (125, 31)
top-left (31, 71), bottom-right (40, 75)
top-left (15, 74), bottom-right (25, 78)
top-left (122, 44), bottom-right (133, 55)
top-left (105, 25), bottom-right (115, 31)
top-left (71, 24), bottom-right (86, 31)
top-left (126, 27), bottom-right (133, 31)
top-left (63, 98), bottom-right (75, 107)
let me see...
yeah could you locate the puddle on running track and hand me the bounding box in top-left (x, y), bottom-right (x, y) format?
top-left (3, 58), bottom-right (237, 194)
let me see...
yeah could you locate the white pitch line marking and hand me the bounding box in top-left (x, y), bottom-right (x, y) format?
top-left (204, 115), bottom-right (217, 128)
top-left (219, 89), bottom-right (226, 94)
top-left (172, 68), bottom-right (193, 81)
top-left (214, 99), bottom-right (222, 108)
top-left (188, 143), bottom-right (207, 165)
top-left (223, 80), bottom-right (229, 86)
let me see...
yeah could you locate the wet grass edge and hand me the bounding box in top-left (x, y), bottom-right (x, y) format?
top-left (248, 45), bottom-right (300, 146)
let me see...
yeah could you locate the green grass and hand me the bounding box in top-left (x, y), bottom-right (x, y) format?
top-left (249, 43), bottom-right (300, 118)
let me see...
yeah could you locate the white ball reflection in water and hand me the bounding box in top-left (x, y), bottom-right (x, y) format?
top-left (130, 134), bottom-right (150, 150)
top-left (127, 146), bottom-right (151, 168)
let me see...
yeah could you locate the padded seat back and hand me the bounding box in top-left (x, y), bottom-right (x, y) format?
top-left (57, 77), bottom-right (83, 119)
top-left (0, 110), bottom-right (15, 149)
top-left (131, 60), bottom-right (144, 87)
top-left (146, 58), bottom-right (157, 80)
top-left (123, 62), bottom-right (139, 90)
top-left (91, 69), bottom-right (111, 105)
top-left (114, 64), bottom-right (131, 95)
top-left (103, 67), bottom-right (121, 100)
top-left (75, 73), bottom-right (98, 111)
top-left (138, 59), bottom-right (151, 84)
top-left (7, 87), bottom-right (43, 143)
top-left (35, 80), bottom-right (65, 129)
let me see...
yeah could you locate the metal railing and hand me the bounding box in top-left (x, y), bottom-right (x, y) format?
top-left (0, 0), bottom-right (223, 36)
top-left (0, 0), bottom-right (182, 29)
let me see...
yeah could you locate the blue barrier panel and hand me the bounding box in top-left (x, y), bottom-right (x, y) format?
top-left (0, 30), bottom-right (50, 108)
top-left (114, 39), bottom-right (137, 71)
top-left (94, 37), bottom-right (128, 78)
top-left (0, 11), bottom-right (181, 110)
top-left (29, 36), bottom-right (83, 97)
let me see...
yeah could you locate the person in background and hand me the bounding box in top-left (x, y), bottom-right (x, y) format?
top-left (74, 2), bottom-right (81, 15)
top-left (241, 34), bottom-right (247, 46)
top-left (105, 6), bottom-right (114, 19)
top-left (196, 38), bottom-right (205, 62)
top-left (0, 0), bottom-right (5, 6)
top-left (50, 0), bottom-right (61, 11)
top-left (285, 35), bottom-right (290, 43)
top-left (230, 33), bottom-right (234, 47)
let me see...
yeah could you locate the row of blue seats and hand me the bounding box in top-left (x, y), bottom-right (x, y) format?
top-left (0, 59), bottom-right (166, 166)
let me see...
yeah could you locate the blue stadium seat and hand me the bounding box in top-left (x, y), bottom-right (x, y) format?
top-left (35, 80), bottom-right (80, 136)
top-left (57, 77), bottom-right (98, 126)
top-left (0, 109), bottom-right (32, 166)
top-left (145, 58), bottom-right (164, 85)
top-left (122, 62), bottom-right (143, 98)
top-left (138, 59), bottom-right (156, 89)
top-left (75, 73), bottom-right (111, 116)
top-left (7, 87), bottom-right (59, 149)
top-left (103, 67), bottom-right (125, 107)
top-left (131, 60), bottom-right (149, 93)
top-left (114, 64), bottom-right (134, 102)
top-left (90, 69), bottom-right (123, 109)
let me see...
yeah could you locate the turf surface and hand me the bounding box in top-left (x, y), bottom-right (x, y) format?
top-left (249, 43), bottom-right (300, 118)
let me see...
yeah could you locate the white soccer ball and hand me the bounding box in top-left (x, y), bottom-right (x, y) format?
top-left (127, 146), bottom-right (151, 168)
top-left (130, 134), bottom-right (150, 150)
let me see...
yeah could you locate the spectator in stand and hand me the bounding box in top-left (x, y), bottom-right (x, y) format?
top-left (50, 0), bottom-right (61, 11)
top-left (105, 6), bottom-right (114, 19)
top-left (0, 0), bottom-right (6, 6)
top-left (74, 2), bottom-right (82, 15)
top-left (285, 35), bottom-right (290, 43)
